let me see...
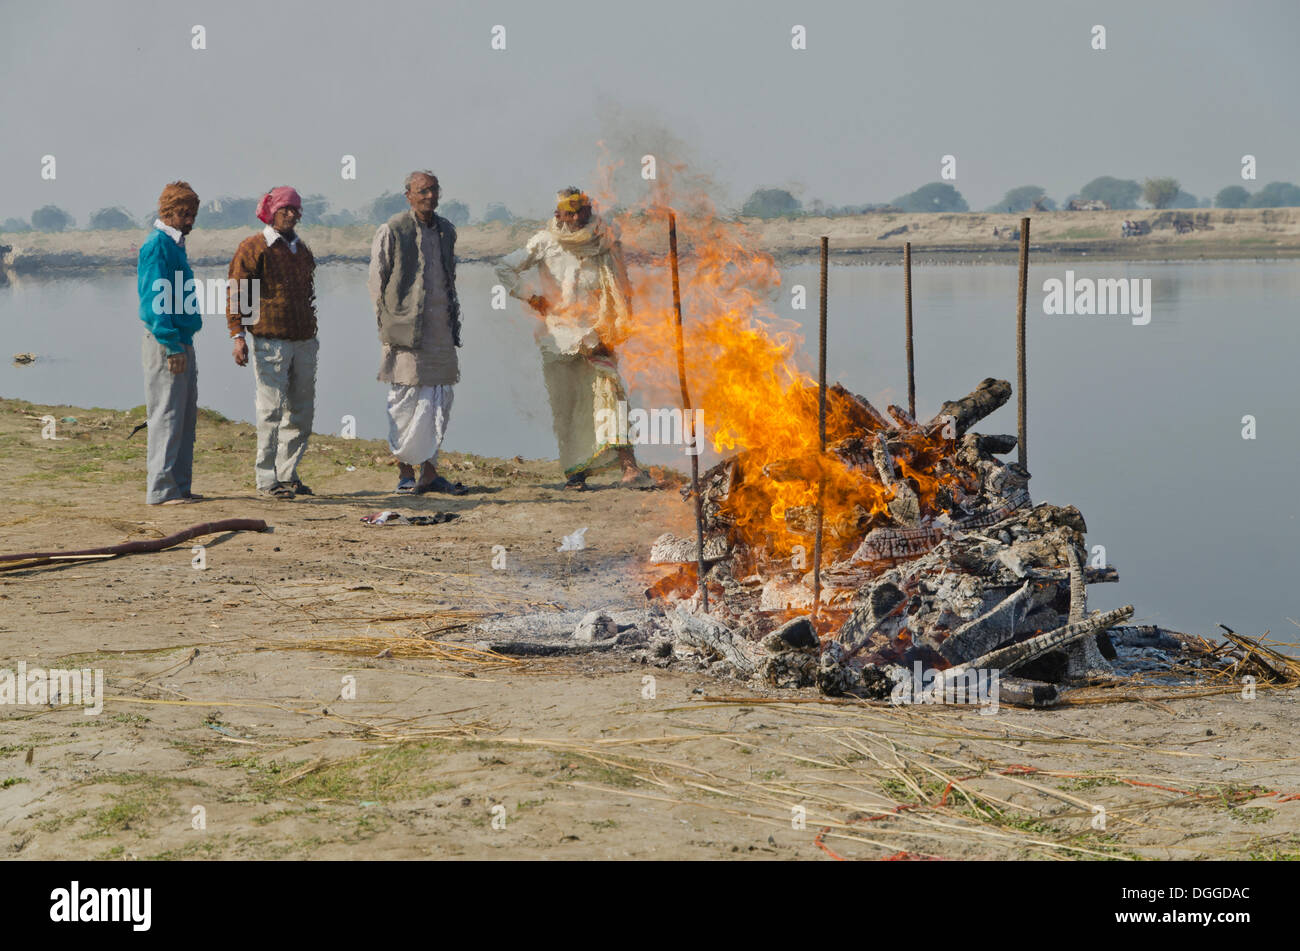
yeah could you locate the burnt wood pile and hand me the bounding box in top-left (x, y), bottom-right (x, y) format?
top-left (648, 377), bottom-right (1137, 704)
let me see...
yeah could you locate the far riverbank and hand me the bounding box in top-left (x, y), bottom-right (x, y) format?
top-left (4, 207), bottom-right (1300, 272)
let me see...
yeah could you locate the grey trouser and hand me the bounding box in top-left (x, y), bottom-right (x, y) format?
top-left (249, 334), bottom-right (319, 490)
top-left (142, 334), bottom-right (198, 504)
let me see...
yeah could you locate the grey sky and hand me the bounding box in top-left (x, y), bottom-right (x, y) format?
top-left (2, 0), bottom-right (1296, 223)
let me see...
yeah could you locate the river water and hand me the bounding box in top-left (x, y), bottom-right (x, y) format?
top-left (2, 260), bottom-right (1296, 640)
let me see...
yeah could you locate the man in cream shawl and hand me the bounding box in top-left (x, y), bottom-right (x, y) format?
top-left (496, 188), bottom-right (652, 489)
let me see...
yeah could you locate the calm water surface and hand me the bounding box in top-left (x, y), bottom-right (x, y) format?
top-left (2, 260), bottom-right (1296, 640)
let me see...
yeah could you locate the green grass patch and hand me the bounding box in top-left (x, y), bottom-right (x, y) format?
top-left (256, 742), bottom-right (455, 804)
top-left (83, 786), bottom-right (179, 839)
top-left (561, 754), bottom-right (641, 789)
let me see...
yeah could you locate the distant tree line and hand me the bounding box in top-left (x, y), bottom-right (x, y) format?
top-left (1, 194), bottom-right (489, 232)
top-left (8, 178), bottom-right (1300, 234)
top-left (736, 176), bottom-right (1300, 219)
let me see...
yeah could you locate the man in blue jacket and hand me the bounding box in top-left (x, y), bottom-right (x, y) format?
top-left (137, 181), bottom-right (204, 504)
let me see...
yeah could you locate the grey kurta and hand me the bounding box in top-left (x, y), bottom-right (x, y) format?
top-left (369, 213), bottom-right (459, 386)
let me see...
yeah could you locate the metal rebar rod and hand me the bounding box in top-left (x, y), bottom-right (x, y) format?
top-left (1016, 217), bottom-right (1030, 470)
top-left (812, 236), bottom-right (828, 617)
top-left (904, 241), bottom-right (915, 419)
top-left (0, 519), bottom-right (268, 570)
top-left (668, 212), bottom-right (708, 612)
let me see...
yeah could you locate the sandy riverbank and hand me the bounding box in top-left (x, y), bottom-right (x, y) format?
top-left (4, 208), bottom-right (1300, 273)
top-left (1, 398), bottom-right (1298, 860)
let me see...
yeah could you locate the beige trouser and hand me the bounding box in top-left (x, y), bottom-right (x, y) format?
top-left (249, 335), bottom-right (319, 490)
top-left (540, 348), bottom-right (628, 478)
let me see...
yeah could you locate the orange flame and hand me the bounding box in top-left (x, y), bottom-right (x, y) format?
top-left (593, 169), bottom-right (955, 563)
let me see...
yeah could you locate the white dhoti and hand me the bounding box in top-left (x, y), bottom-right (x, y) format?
top-left (387, 384), bottom-right (454, 465)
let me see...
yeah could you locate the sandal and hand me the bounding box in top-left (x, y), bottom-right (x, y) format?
top-left (288, 480), bottom-right (313, 496)
top-left (395, 478), bottom-right (417, 494)
top-left (563, 476), bottom-right (588, 492)
top-left (416, 474), bottom-right (469, 496)
top-left (260, 482), bottom-right (296, 500)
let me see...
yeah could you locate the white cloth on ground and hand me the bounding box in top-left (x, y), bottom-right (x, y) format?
top-left (387, 383), bottom-right (454, 466)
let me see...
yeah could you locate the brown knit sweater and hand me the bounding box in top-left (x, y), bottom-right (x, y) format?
top-left (226, 233), bottom-right (318, 339)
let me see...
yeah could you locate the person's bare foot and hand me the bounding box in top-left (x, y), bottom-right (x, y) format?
top-left (417, 462), bottom-right (469, 495)
top-left (620, 469), bottom-right (656, 488)
top-left (616, 447), bottom-right (654, 487)
top-left (416, 461), bottom-right (438, 491)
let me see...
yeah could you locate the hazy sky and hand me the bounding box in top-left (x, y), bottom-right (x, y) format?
top-left (2, 0), bottom-right (1297, 223)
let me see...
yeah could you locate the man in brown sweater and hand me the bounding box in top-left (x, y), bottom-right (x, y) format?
top-left (226, 186), bottom-right (319, 500)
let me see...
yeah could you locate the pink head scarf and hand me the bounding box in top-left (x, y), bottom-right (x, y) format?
top-left (256, 186), bottom-right (302, 224)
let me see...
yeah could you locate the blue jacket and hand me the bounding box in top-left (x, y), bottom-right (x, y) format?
top-left (137, 228), bottom-right (203, 354)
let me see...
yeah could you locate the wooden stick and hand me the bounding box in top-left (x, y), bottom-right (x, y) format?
top-left (813, 236), bottom-right (829, 617)
top-left (0, 518), bottom-right (269, 570)
top-left (668, 212), bottom-right (708, 612)
top-left (904, 241), bottom-right (915, 419)
top-left (1016, 217), bottom-right (1030, 469)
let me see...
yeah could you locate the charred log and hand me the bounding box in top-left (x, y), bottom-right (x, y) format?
top-left (946, 605), bottom-right (1134, 679)
top-left (669, 609), bottom-right (757, 676)
top-left (924, 378), bottom-right (1012, 437)
top-left (649, 532), bottom-right (730, 565)
top-left (830, 384), bottom-right (891, 432)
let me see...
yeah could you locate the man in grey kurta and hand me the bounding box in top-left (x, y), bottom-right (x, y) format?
top-left (367, 170), bottom-right (467, 495)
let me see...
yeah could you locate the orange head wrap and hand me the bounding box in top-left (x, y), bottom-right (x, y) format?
top-left (158, 181), bottom-right (200, 219)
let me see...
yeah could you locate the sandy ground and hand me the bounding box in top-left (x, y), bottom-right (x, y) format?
top-left (5, 208), bottom-right (1300, 272)
top-left (1, 399), bottom-right (1298, 861)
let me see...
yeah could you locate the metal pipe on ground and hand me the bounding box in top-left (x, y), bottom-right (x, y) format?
top-left (0, 519), bottom-right (270, 571)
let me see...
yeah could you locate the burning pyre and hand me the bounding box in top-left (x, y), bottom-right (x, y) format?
top-left (574, 177), bottom-right (1164, 701)
top-left (647, 375), bottom-right (1133, 704)
top-left (595, 179), bottom-right (1148, 705)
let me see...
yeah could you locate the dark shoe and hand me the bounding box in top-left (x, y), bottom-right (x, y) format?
top-left (288, 480), bottom-right (313, 496)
